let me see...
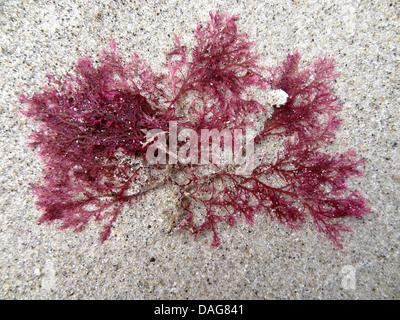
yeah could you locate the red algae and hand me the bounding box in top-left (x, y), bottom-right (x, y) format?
top-left (20, 12), bottom-right (369, 248)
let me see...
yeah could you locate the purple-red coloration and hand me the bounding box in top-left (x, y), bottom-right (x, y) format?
top-left (21, 12), bottom-right (369, 248)
top-left (166, 12), bottom-right (266, 131)
top-left (20, 40), bottom-right (175, 242)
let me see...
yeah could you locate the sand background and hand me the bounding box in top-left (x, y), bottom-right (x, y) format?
top-left (0, 0), bottom-right (399, 299)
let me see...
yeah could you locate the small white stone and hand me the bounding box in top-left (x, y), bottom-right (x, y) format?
top-left (266, 89), bottom-right (289, 107)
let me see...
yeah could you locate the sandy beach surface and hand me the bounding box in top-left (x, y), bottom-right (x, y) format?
top-left (0, 0), bottom-right (399, 299)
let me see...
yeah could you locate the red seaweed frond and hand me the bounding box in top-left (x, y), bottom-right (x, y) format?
top-left (20, 11), bottom-right (369, 247)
